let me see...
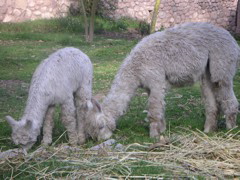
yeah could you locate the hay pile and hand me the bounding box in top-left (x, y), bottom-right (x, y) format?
top-left (1, 129), bottom-right (240, 179)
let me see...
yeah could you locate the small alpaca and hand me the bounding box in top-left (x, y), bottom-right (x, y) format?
top-left (6, 47), bottom-right (93, 150)
top-left (85, 22), bottom-right (240, 140)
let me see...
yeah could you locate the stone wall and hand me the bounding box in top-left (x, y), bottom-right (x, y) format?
top-left (0, 0), bottom-right (78, 22)
top-left (100, 0), bottom-right (238, 31)
top-left (0, 0), bottom-right (238, 31)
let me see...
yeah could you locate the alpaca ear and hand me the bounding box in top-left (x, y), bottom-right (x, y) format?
top-left (91, 98), bottom-right (102, 113)
top-left (86, 100), bottom-right (94, 111)
top-left (25, 119), bottom-right (32, 130)
top-left (108, 120), bottom-right (116, 131)
top-left (5, 116), bottom-right (17, 128)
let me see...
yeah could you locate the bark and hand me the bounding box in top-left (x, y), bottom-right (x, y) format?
top-left (79, 0), bottom-right (89, 41)
top-left (236, 0), bottom-right (240, 34)
top-left (89, 0), bottom-right (99, 42)
top-left (150, 0), bottom-right (161, 34)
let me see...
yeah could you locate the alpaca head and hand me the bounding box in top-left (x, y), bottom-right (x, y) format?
top-left (5, 116), bottom-right (38, 150)
top-left (85, 99), bottom-right (115, 141)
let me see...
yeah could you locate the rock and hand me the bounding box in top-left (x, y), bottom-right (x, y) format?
top-left (115, 143), bottom-right (124, 151)
top-left (90, 139), bottom-right (116, 150)
top-left (0, 148), bottom-right (26, 159)
top-left (13, 9), bottom-right (21, 16)
top-left (0, 0), bottom-right (237, 31)
top-left (90, 139), bottom-right (124, 151)
top-left (3, 14), bottom-right (13, 22)
top-left (170, 18), bottom-right (175, 23)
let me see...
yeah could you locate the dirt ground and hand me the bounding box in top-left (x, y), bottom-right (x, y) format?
top-left (0, 80), bottom-right (29, 92)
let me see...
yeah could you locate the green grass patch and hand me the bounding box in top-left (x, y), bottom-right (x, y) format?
top-left (0, 18), bottom-right (239, 179)
top-left (0, 16), bottom-right (145, 34)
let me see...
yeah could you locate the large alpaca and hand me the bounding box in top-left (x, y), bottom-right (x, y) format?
top-left (86, 22), bottom-right (240, 140)
top-left (6, 47), bottom-right (93, 150)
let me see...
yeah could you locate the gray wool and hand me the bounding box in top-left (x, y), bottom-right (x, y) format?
top-left (6, 47), bottom-right (93, 150)
top-left (86, 22), bottom-right (239, 140)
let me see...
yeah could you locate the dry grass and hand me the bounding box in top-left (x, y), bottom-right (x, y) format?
top-left (1, 129), bottom-right (240, 179)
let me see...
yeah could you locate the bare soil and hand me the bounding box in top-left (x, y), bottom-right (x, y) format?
top-left (0, 80), bottom-right (29, 93)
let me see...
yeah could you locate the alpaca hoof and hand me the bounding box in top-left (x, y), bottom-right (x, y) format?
top-left (226, 115), bottom-right (237, 130)
top-left (41, 138), bottom-right (52, 146)
top-left (149, 128), bottom-right (160, 138)
top-left (149, 121), bottom-right (165, 138)
top-left (69, 140), bottom-right (78, 146)
top-left (78, 138), bottom-right (86, 145)
top-left (204, 125), bottom-right (217, 133)
top-left (226, 123), bottom-right (237, 130)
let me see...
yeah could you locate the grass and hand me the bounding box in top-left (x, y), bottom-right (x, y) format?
top-left (0, 16), bottom-right (240, 178)
top-left (0, 16), bottom-right (142, 34)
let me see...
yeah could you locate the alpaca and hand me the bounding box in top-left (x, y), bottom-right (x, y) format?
top-left (85, 22), bottom-right (240, 140)
top-left (6, 47), bottom-right (93, 150)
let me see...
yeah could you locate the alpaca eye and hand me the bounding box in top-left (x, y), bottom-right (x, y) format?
top-left (99, 125), bottom-right (104, 130)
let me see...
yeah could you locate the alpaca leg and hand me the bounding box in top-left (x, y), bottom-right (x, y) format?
top-left (75, 95), bottom-right (87, 145)
top-left (201, 74), bottom-right (219, 133)
top-left (61, 98), bottom-right (78, 145)
top-left (42, 105), bottom-right (55, 145)
top-left (75, 98), bottom-right (87, 145)
top-left (147, 88), bottom-right (166, 138)
top-left (77, 119), bottom-right (86, 145)
top-left (75, 91), bottom-right (91, 144)
top-left (214, 80), bottom-right (239, 129)
top-left (75, 87), bottom-right (92, 145)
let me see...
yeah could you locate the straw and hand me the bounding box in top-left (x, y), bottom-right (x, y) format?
top-left (0, 129), bottom-right (240, 178)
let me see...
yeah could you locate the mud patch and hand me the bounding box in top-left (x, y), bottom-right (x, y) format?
top-left (0, 80), bottom-right (29, 93)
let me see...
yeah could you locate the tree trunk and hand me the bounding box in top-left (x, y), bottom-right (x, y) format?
top-left (89, 0), bottom-right (99, 42)
top-left (236, 0), bottom-right (240, 34)
top-left (150, 0), bottom-right (161, 34)
top-left (79, 0), bottom-right (89, 42)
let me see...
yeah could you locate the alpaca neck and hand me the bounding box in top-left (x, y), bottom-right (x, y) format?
top-left (22, 94), bottom-right (49, 129)
top-left (102, 73), bottom-right (139, 122)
